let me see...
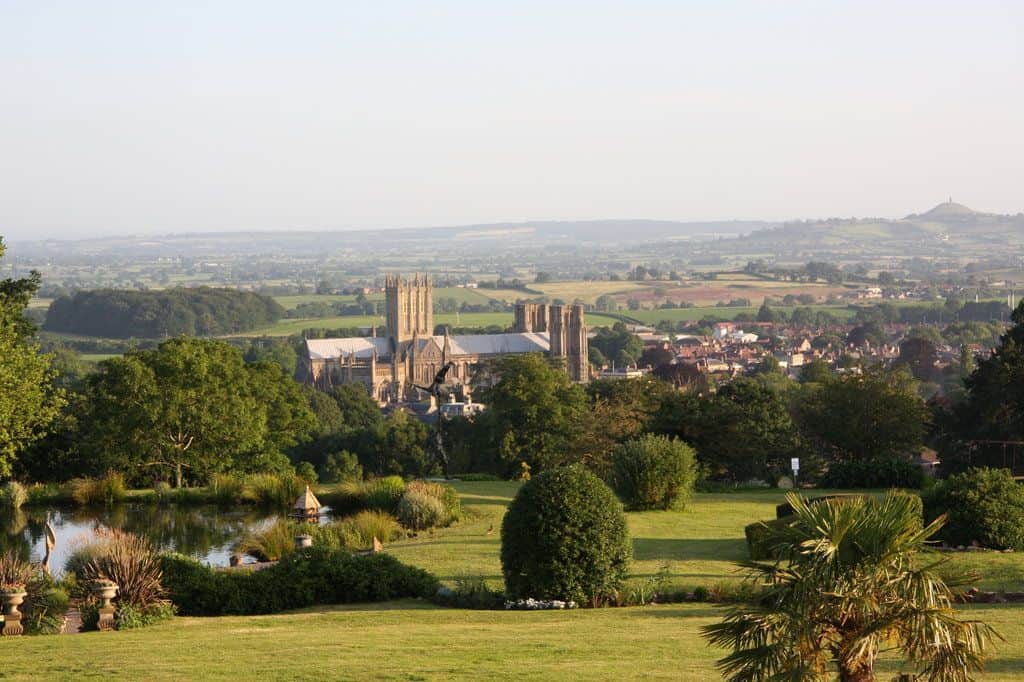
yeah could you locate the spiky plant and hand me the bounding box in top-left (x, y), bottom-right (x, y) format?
top-left (72, 529), bottom-right (167, 608)
top-left (0, 550), bottom-right (34, 590)
top-left (702, 491), bottom-right (1000, 682)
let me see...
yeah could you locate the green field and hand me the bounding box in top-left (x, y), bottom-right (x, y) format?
top-left (273, 288), bottom-right (494, 311)
top-left (240, 312), bottom-right (517, 337)
top-left (2, 481), bottom-right (1022, 680)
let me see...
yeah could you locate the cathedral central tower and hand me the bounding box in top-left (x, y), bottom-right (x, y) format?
top-left (385, 274), bottom-right (433, 343)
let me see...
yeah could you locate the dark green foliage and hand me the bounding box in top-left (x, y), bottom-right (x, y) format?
top-left (796, 366), bottom-right (929, 464)
top-left (654, 378), bottom-right (808, 483)
top-left (114, 602), bottom-right (177, 629)
top-left (744, 517), bottom-right (794, 560)
top-left (941, 301), bottom-right (1024, 473)
top-left (22, 583), bottom-right (70, 635)
top-left (44, 287), bottom-right (284, 338)
top-left (819, 458), bottom-right (927, 489)
top-left (433, 575), bottom-right (504, 610)
top-left (476, 354), bottom-right (590, 475)
top-left (588, 325), bottom-right (643, 367)
top-left (924, 467), bottom-right (1024, 550)
top-left (72, 338), bottom-right (315, 487)
top-left (0, 238), bottom-right (65, 478)
top-left (159, 547), bottom-right (439, 616)
top-left (320, 450), bottom-right (362, 483)
top-left (501, 465), bottom-right (630, 605)
top-left (610, 434), bottom-right (698, 510)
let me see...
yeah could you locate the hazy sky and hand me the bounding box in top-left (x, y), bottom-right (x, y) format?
top-left (2, 1), bottom-right (1022, 240)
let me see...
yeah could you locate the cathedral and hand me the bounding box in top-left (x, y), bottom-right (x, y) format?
top-left (303, 274), bottom-right (589, 402)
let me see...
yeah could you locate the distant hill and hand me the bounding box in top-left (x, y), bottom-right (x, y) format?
top-left (919, 200), bottom-right (978, 218)
top-left (740, 201), bottom-right (1024, 256)
top-left (9, 219), bottom-right (774, 258)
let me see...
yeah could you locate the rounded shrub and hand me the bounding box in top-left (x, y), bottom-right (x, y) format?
top-left (924, 467), bottom-right (1024, 550)
top-left (396, 489), bottom-right (447, 531)
top-left (611, 434), bottom-right (698, 510)
top-left (501, 464), bottom-right (631, 605)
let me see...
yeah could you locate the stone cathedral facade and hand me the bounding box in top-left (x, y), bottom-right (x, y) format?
top-left (303, 274), bottom-right (588, 402)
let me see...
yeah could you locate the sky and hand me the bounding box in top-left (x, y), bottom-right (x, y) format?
top-left (1, 1), bottom-right (1022, 240)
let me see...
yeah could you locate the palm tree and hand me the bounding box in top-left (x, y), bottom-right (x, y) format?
top-left (702, 491), bottom-right (999, 682)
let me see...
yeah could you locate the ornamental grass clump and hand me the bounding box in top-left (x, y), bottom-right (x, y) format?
top-left (236, 520), bottom-right (315, 562)
top-left (396, 489), bottom-right (447, 531)
top-left (1, 481), bottom-right (28, 510)
top-left (0, 550), bottom-right (34, 590)
top-left (209, 473), bottom-right (246, 506)
top-left (501, 465), bottom-right (630, 606)
top-left (365, 476), bottom-right (406, 511)
top-left (69, 472), bottom-right (127, 506)
top-left (245, 473), bottom-right (306, 508)
top-left (330, 510), bottom-right (402, 549)
top-left (67, 529), bottom-right (168, 612)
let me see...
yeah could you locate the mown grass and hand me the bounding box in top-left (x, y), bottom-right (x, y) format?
top-left (1, 601), bottom-right (1021, 680)
top-left (3, 481), bottom-right (1023, 679)
top-left (384, 482), bottom-right (1024, 593)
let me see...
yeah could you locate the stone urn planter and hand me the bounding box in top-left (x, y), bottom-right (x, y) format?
top-left (1, 586), bottom-right (28, 636)
top-left (91, 579), bottom-right (119, 631)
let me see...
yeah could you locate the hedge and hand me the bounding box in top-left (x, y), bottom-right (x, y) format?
top-left (160, 546), bottom-right (439, 616)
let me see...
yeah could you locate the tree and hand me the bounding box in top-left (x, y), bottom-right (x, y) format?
top-left (797, 366), bottom-right (929, 464)
top-left (0, 237), bottom-right (65, 477)
top-left (655, 378), bottom-right (807, 482)
top-left (948, 301), bottom-right (1024, 446)
top-left (329, 384), bottom-right (384, 432)
top-left (896, 336), bottom-right (938, 381)
top-left (703, 492), bottom-right (998, 682)
top-left (799, 358), bottom-right (833, 384)
top-left (77, 338), bottom-right (313, 487)
top-left (475, 354), bottom-right (589, 475)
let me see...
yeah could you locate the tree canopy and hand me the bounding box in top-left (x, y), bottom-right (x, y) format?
top-left (44, 287), bottom-right (284, 338)
top-left (75, 337), bottom-right (315, 486)
top-left (0, 237), bottom-right (65, 477)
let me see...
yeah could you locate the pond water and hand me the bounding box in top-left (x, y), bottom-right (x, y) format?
top-left (0, 504), bottom-right (330, 575)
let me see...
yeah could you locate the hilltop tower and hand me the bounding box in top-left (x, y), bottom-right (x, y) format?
top-left (385, 274), bottom-right (433, 343)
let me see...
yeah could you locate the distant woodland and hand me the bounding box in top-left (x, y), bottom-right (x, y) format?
top-left (44, 288), bottom-right (284, 338)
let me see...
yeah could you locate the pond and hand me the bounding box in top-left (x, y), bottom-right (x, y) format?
top-left (0, 504), bottom-right (329, 575)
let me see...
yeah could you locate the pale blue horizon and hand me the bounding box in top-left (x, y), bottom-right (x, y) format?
top-left (1, 0), bottom-right (1022, 240)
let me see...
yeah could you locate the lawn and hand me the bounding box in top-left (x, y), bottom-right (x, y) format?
top-left (3, 481), bottom-right (1023, 679)
top-left (384, 482), bottom-right (1024, 593)
top-left (1, 601), bottom-right (1021, 680)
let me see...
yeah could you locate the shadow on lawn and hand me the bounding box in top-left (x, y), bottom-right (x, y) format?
top-left (632, 537), bottom-right (747, 561)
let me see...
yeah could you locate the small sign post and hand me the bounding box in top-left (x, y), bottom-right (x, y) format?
top-left (791, 457), bottom-right (800, 486)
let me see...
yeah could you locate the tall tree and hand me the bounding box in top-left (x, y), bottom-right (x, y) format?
top-left (0, 238), bottom-right (65, 477)
top-left (703, 492), bottom-right (997, 681)
top-left (476, 354), bottom-right (589, 475)
top-left (797, 366), bottom-right (929, 464)
top-left (78, 338), bottom-right (312, 486)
